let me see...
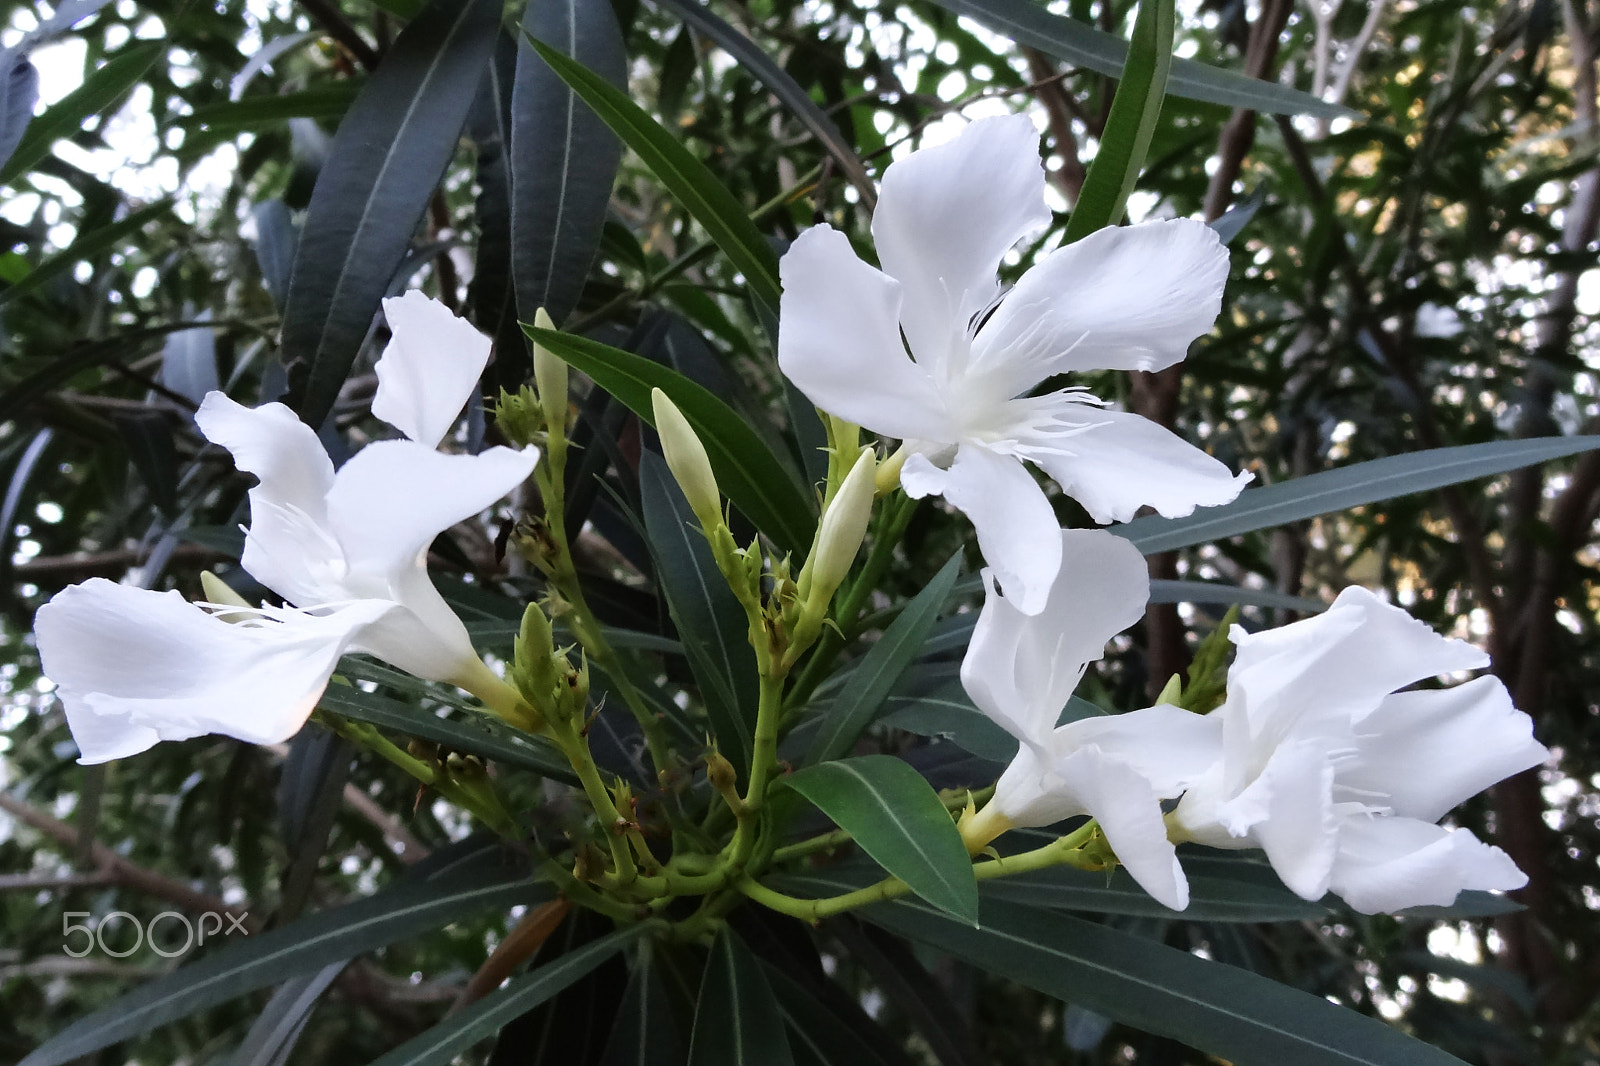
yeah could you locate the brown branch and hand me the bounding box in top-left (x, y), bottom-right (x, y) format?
top-left (13, 544), bottom-right (231, 584)
top-left (298, 0), bottom-right (381, 71)
top-left (1025, 49), bottom-right (1086, 206)
top-left (0, 791), bottom-right (256, 930)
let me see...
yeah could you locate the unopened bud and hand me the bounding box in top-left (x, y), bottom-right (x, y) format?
top-left (705, 747), bottom-right (738, 794)
top-left (652, 387), bottom-right (722, 530)
top-left (531, 309), bottom-right (568, 437)
top-left (199, 572), bottom-right (254, 622)
top-left (808, 446), bottom-right (876, 600)
top-left (512, 602), bottom-right (559, 709)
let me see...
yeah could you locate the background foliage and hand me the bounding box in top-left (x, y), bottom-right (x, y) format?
top-left (1, 0), bottom-right (1598, 1063)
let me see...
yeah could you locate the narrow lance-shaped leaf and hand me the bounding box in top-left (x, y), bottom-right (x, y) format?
top-left (788, 877), bottom-right (1470, 1066)
top-left (19, 849), bottom-right (544, 1066)
top-left (527, 325), bottom-right (816, 554)
top-left (687, 927), bottom-right (796, 1066)
top-left (781, 755), bottom-right (980, 925)
top-left (651, 0), bottom-right (877, 207)
top-left (1062, 0), bottom-right (1173, 242)
top-left (1117, 436), bottom-right (1600, 555)
top-left (510, 0), bottom-right (626, 326)
top-left (0, 42), bottom-right (160, 186)
top-left (923, 0), bottom-right (1356, 119)
top-left (0, 49), bottom-right (38, 177)
top-left (0, 199), bottom-right (171, 308)
top-left (804, 552), bottom-right (962, 766)
top-left (281, 0), bottom-right (501, 429)
top-left (367, 927), bottom-right (650, 1066)
top-left (640, 450), bottom-right (759, 776)
top-left (526, 38), bottom-right (781, 314)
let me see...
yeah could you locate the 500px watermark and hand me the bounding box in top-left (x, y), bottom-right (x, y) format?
top-left (62, 911), bottom-right (249, 958)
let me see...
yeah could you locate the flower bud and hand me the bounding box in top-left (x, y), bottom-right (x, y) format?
top-left (531, 308), bottom-right (569, 437)
top-left (651, 387), bottom-right (722, 531)
top-left (807, 446), bottom-right (876, 601)
top-left (494, 385), bottom-right (544, 448)
top-left (511, 602), bottom-right (559, 710)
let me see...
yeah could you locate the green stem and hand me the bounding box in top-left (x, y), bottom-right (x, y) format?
top-left (547, 718), bottom-right (637, 886)
top-left (729, 673), bottom-right (786, 869)
top-left (740, 824), bottom-right (1104, 922)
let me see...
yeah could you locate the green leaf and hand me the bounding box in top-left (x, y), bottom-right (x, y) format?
top-left (182, 84), bottom-right (361, 133)
top-left (688, 928), bottom-right (796, 1066)
top-left (982, 865), bottom-right (1331, 922)
top-left (782, 756), bottom-right (979, 925)
top-left (1062, 0), bottom-right (1173, 242)
top-left (651, 0), bottom-right (877, 207)
top-left (527, 325), bottom-right (816, 553)
top-left (598, 949), bottom-right (687, 1066)
top-left (923, 0), bottom-right (1355, 119)
top-left (526, 37), bottom-right (781, 313)
top-left (19, 845), bottom-right (543, 1066)
top-left (640, 450), bottom-right (759, 776)
top-left (796, 879), bottom-right (1470, 1066)
top-left (1149, 579), bottom-right (1326, 614)
top-left (0, 199), bottom-right (170, 308)
top-left (0, 50), bottom-right (39, 177)
top-left (804, 552), bottom-right (962, 766)
top-left (281, 0), bottom-right (502, 429)
top-left (509, 0), bottom-right (626, 325)
top-left (0, 42), bottom-right (161, 186)
top-left (317, 681), bottom-right (579, 785)
top-left (878, 680), bottom-right (1019, 763)
top-left (366, 926), bottom-right (649, 1066)
top-left (1118, 436), bottom-right (1600, 554)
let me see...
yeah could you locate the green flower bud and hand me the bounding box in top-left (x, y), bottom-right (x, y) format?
top-left (651, 387), bottom-right (722, 531)
top-left (807, 446), bottom-right (876, 602)
top-left (511, 602), bottom-right (560, 711)
top-left (495, 385), bottom-right (544, 448)
top-left (530, 308), bottom-right (568, 437)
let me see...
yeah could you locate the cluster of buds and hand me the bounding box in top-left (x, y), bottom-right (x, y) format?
top-left (494, 308), bottom-right (568, 449)
top-left (510, 599), bottom-right (588, 728)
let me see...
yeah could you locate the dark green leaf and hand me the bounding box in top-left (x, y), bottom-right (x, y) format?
top-left (687, 927), bottom-right (796, 1066)
top-left (1119, 437), bottom-right (1600, 554)
top-left (0, 49), bottom-right (38, 176)
top-left (922, 0), bottom-right (1355, 119)
top-left (1062, 0), bottom-right (1173, 241)
top-left (510, 0), bottom-right (626, 325)
top-left (111, 412), bottom-right (180, 518)
top-left (317, 681), bottom-right (578, 785)
top-left (0, 199), bottom-right (171, 308)
top-left (841, 886), bottom-right (1469, 1066)
top-left (526, 38), bottom-right (781, 313)
top-left (227, 963), bottom-right (344, 1066)
top-left (652, 0), bottom-right (877, 207)
top-left (281, 0), bottom-right (501, 428)
top-left (878, 681), bottom-right (1019, 763)
top-left (1148, 579), bottom-right (1325, 613)
top-left (369, 926), bottom-right (649, 1066)
top-left (19, 849), bottom-right (543, 1066)
top-left (782, 755), bottom-right (979, 924)
top-left (183, 85), bottom-right (361, 133)
top-left (804, 552), bottom-right (962, 766)
top-left (599, 949), bottom-right (687, 1066)
top-left (640, 450), bottom-right (758, 776)
top-left (0, 42), bottom-right (161, 186)
top-left (527, 325), bottom-right (816, 553)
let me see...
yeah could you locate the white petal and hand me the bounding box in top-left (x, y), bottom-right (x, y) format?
top-left (1214, 738), bottom-right (1339, 901)
top-left (962, 528), bottom-right (1148, 742)
top-left (323, 440), bottom-right (536, 672)
top-left (778, 226), bottom-right (953, 442)
top-left (968, 219), bottom-right (1229, 398)
top-left (193, 393), bottom-right (343, 606)
top-left (373, 290), bottom-right (493, 448)
top-left (1058, 703), bottom-right (1222, 795)
top-left (1053, 745), bottom-right (1191, 911)
top-left (34, 580), bottom-right (385, 763)
top-left (1344, 677), bottom-right (1548, 822)
top-left (872, 115), bottom-right (1050, 378)
top-left (1328, 816), bottom-right (1526, 913)
top-left (1228, 586), bottom-right (1488, 744)
top-left (1016, 406), bottom-right (1250, 525)
top-left (902, 444), bottom-right (1060, 615)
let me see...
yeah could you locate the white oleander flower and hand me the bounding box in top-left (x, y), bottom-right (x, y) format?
top-left (1169, 587), bottom-right (1549, 913)
top-left (35, 292), bottom-right (537, 763)
top-left (958, 529), bottom-right (1218, 910)
top-left (778, 114), bottom-right (1249, 614)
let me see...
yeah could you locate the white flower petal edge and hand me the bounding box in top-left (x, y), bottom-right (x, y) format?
top-left (777, 114), bottom-right (1249, 613)
top-left (960, 529), bottom-right (1223, 909)
top-left (961, 527), bottom-right (1150, 741)
top-left (34, 581), bottom-right (391, 764)
top-left (1171, 588), bottom-right (1549, 913)
top-left (372, 289), bottom-right (493, 448)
